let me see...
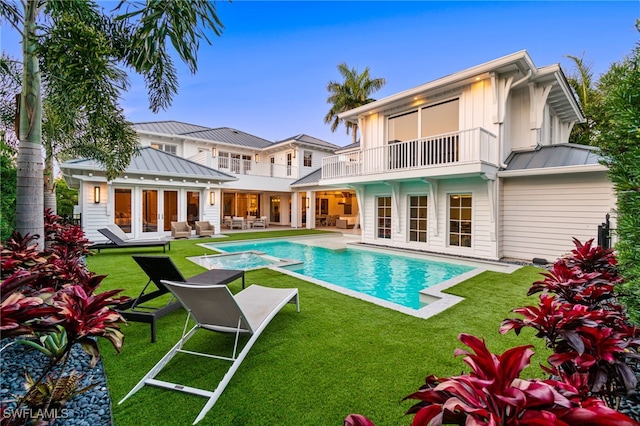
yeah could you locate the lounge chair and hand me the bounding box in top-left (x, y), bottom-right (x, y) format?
top-left (89, 227), bottom-right (171, 253)
top-left (195, 221), bottom-right (215, 237)
top-left (123, 256), bottom-right (246, 342)
top-left (119, 280), bottom-right (299, 424)
top-left (171, 221), bottom-right (192, 239)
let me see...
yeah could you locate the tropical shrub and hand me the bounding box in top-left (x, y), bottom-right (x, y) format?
top-left (501, 238), bottom-right (640, 408)
top-left (0, 212), bottom-right (129, 424)
top-left (345, 238), bottom-right (639, 425)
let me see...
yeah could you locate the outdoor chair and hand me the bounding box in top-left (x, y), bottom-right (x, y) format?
top-left (230, 217), bottom-right (245, 229)
top-left (122, 256), bottom-right (246, 342)
top-left (171, 221), bottom-right (192, 238)
top-left (89, 227), bottom-right (171, 253)
top-left (119, 280), bottom-right (299, 424)
top-left (195, 221), bottom-right (215, 237)
top-left (251, 217), bottom-right (266, 228)
top-left (223, 216), bottom-right (232, 229)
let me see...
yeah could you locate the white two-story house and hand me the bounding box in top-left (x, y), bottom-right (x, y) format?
top-left (61, 121), bottom-right (340, 243)
top-left (292, 51), bottom-right (615, 262)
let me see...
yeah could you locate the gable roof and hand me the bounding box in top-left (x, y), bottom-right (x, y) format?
top-left (60, 147), bottom-right (237, 181)
top-left (274, 134), bottom-right (341, 151)
top-left (338, 50), bottom-right (583, 124)
top-left (503, 143), bottom-right (604, 171)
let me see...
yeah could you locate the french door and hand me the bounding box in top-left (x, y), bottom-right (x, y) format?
top-left (142, 189), bottom-right (178, 235)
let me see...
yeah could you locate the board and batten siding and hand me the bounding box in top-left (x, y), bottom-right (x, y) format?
top-left (500, 171), bottom-right (616, 262)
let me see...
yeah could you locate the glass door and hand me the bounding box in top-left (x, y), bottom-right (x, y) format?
top-left (163, 190), bottom-right (178, 231)
top-left (270, 196), bottom-right (280, 224)
top-left (114, 188), bottom-right (132, 233)
top-left (186, 191), bottom-right (200, 227)
top-left (142, 189), bottom-right (158, 233)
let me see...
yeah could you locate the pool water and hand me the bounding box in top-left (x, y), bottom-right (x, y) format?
top-left (197, 252), bottom-right (279, 270)
top-left (206, 240), bottom-right (474, 309)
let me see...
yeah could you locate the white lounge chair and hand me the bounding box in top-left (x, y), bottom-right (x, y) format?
top-left (118, 281), bottom-right (299, 424)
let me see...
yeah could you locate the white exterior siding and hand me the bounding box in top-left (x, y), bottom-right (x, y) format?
top-left (500, 172), bottom-right (616, 261)
top-left (359, 177), bottom-right (497, 259)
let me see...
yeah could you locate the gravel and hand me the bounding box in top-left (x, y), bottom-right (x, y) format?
top-left (0, 338), bottom-right (113, 425)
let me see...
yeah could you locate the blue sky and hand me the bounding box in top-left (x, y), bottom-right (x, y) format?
top-left (1, 1), bottom-right (639, 147)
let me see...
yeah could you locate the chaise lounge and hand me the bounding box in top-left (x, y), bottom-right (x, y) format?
top-left (119, 280), bottom-right (299, 424)
top-left (122, 255), bottom-right (246, 342)
top-left (89, 226), bottom-right (171, 253)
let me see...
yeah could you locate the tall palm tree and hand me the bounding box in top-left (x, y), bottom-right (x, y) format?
top-left (0, 0), bottom-right (224, 248)
top-left (324, 63), bottom-right (386, 144)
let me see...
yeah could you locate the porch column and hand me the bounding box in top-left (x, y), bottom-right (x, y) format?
top-left (306, 191), bottom-right (316, 229)
top-left (291, 192), bottom-right (300, 228)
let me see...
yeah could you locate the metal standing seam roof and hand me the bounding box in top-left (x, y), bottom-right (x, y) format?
top-left (274, 134), bottom-right (342, 150)
top-left (133, 121), bottom-right (211, 135)
top-left (504, 144), bottom-right (603, 171)
top-left (291, 168), bottom-right (322, 186)
top-left (61, 147), bottom-right (237, 181)
top-left (183, 128), bottom-right (274, 149)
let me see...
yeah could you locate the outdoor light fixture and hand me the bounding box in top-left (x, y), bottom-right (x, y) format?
top-left (94, 186), bottom-right (100, 203)
top-left (209, 191), bottom-right (215, 205)
top-left (305, 197), bottom-right (310, 209)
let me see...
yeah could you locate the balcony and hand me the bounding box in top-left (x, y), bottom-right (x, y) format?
top-left (321, 128), bottom-right (498, 181)
top-left (189, 152), bottom-right (298, 179)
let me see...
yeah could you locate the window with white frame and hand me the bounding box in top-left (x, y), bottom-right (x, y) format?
top-left (150, 143), bottom-right (177, 155)
top-left (303, 150), bottom-right (312, 167)
top-left (409, 195), bottom-right (428, 243)
top-left (449, 194), bottom-right (472, 247)
top-left (377, 196), bottom-right (392, 239)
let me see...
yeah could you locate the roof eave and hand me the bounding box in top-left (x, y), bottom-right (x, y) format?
top-left (338, 50), bottom-right (535, 122)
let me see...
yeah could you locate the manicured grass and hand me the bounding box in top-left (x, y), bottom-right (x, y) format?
top-left (88, 230), bottom-right (549, 425)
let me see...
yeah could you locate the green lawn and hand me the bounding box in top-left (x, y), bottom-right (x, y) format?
top-left (88, 230), bottom-right (549, 425)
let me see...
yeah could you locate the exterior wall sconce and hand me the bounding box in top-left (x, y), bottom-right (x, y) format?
top-left (305, 196), bottom-right (310, 209)
top-left (209, 191), bottom-right (215, 205)
top-left (255, 154), bottom-right (259, 162)
top-left (94, 186), bottom-right (100, 203)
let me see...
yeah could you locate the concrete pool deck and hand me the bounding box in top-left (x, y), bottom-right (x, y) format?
top-left (197, 233), bottom-right (522, 320)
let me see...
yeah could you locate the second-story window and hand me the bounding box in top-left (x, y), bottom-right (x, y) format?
top-left (286, 152), bottom-right (292, 176)
top-left (387, 98), bottom-right (459, 143)
top-left (150, 143), bottom-right (177, 155)
top-left (303, 151), bottom-right (312, 167)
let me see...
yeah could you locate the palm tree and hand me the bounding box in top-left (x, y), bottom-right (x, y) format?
top-left (324, 63), bottom-right (386, 144)
top-left (565, 54), bottom-right (602, 145)
top-left (0, 0), bottom-right (224, 248)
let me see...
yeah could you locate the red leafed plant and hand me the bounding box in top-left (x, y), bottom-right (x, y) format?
top-left (345, 239), bottom-right (640, 425)
top-left (0, 213), bottom-right (129, 424)
top-left (501, 238), bottom-right (640, 408)
top-left (346, 334), bottom-right (637, 426)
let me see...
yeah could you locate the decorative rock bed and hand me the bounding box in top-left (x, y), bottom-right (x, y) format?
top-left (0, 339), bottom-right (112, 425)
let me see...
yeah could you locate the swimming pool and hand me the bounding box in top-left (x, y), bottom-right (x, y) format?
top-left (202, 239), bottom-right (475, 310)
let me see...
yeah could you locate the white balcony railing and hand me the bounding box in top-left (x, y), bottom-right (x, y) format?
top-left (188, 151), bottom-right (298, 179)
top-left (321, 128), bottom-right (497, 180)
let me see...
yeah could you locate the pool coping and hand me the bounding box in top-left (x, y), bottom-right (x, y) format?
top-left (196, 235), bottom-right (522, 320)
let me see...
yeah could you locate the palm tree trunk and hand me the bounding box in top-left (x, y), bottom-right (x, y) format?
top-left (16, 0), bottom-right (44, 248)
top-left (352, 124), bottom-right (358, 145)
